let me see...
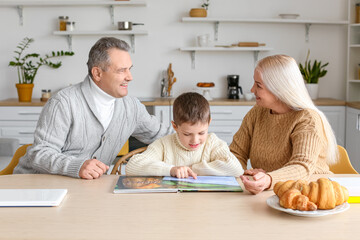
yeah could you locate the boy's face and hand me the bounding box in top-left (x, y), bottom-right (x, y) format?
top-left (171, 121), bottom-right (210, 151)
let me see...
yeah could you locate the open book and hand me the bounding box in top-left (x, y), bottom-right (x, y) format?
top-left (113, 176), bottom-right (243, 194)
top-left (329, 177), bottom-right (360, 203)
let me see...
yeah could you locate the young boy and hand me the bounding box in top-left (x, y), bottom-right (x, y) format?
top-left (125, 92), bottom-right (244, 178)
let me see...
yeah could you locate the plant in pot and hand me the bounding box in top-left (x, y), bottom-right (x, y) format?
top-left (299, 50), bottom-right (328, 100)
top-left (189, 0), bottom-right (209, 17)
top-left (8, 37), bottom-right (74, 102)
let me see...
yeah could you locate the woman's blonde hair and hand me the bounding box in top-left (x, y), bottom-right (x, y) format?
top-left (256, 54), bottom-right (338, 165)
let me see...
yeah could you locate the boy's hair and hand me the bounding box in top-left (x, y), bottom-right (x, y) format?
top-left (173, 92), bottom-right (211, 126)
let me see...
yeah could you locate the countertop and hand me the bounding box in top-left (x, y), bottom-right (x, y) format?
top-left (0, 98), bottom-right (348, 107)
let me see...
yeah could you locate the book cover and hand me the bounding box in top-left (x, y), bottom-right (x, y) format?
top-left (113, 176), bottom-right (243, 194)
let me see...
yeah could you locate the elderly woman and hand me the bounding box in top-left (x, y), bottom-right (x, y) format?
top-left (230, 54), bottom-right (337, 194)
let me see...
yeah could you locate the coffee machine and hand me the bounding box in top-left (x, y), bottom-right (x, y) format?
top-left (227, 75), bottom-right (243, 99)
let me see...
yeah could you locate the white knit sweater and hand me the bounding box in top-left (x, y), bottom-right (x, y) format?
top-left (126, 133), bottom-right (244, 177)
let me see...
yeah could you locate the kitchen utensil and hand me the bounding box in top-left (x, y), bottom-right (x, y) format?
top-left (279, 14), bottom-right (300, 19)
top-left (234, 42), bottom-right (266, 47)
top-left (117, 21), bottom-right (144, 30)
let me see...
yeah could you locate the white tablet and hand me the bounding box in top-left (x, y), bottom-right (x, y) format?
top-left (0, 189), bottom-right (67, 207)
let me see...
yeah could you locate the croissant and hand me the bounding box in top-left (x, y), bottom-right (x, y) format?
top-left (279, 189), bottom-right (317, 211)
top-left (274, 178), bottom-right (349, 210)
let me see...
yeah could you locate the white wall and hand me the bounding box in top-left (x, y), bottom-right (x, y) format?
top-left (0, 0), bottom-right (348, 100)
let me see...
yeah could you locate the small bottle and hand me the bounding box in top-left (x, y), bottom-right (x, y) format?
top-left (58, 16), bottom-right (69, 31)
top-left (41, 89), bottom-right (51, 102)
top-left (66, 21), bottom-right (75, 31)
top-left (356, 4), bottom-right (360, 23)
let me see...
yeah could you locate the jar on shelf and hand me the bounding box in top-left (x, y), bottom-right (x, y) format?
top-left (66, 21), bottom-right (75, 31)
top-left (356, 4), bottom-right (360, 23)
top-left (41, 89), bottom-right (51, 102)
top-left (58, 16), bottom-right (69, 31)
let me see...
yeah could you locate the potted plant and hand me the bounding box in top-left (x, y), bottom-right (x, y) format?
top-left (189, 0), bottom-right (209, 17)
top-left (299, 50), bottom-right (329, 100)
top-left (8, 37), bottom-right (74, 102)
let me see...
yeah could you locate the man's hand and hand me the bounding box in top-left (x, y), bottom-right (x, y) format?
top-left (243, 168), bottom-right (266, 176)
top-left (79, 159), bottom-right (109, 180)
top-left (170, 166), bottom-right (197, 179)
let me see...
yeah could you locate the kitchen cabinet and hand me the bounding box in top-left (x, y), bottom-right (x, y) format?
top-left (345, 107), bottom-right (360, 172)
top-left (318, 106), bottom-right (346, 147)
top-left (181, 17), bottom-right (347, 69)
top-left (347, 0), bottom-right (360, 101)
top-left (0, 106), bottom-right (42, 145)
top-left (154, 105), bottom-right (346, 146)
top-left (154, 105), bottom-right (253, 145)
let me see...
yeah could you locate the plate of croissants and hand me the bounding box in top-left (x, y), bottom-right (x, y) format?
top-left (267, 178), bottom-right (350, 217)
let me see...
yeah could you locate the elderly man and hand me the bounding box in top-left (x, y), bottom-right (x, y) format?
top-left (14, 37), bottom-right (172, 179)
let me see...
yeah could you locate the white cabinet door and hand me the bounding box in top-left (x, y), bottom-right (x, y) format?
top-left (154, 105), bottom-right (253, 145)
top-left (346, 107), bottom-right (360, 172)
top-left (0, 106), bottom-right (42, 144)
top-left (318, 106), bottom-right (345, 147)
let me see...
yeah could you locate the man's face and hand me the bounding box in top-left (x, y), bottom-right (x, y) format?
top-left (94, 48), bottom-right (133, 98)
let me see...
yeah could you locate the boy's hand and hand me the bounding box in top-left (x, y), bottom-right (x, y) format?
top-left (170, 166), bottom-right (197, 179)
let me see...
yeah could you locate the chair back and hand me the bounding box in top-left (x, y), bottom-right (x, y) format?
top-left (329, 145), bottom-right (358, 174)
top-left (111, 146), bottom-right (147, 175)
top-left (0, 144), bottom-right (31, 175)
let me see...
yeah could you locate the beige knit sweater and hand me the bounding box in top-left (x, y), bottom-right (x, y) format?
top-left (229, 105), bottom-right (331, 189)
top-left (126, 133), bottom-right (244, 177)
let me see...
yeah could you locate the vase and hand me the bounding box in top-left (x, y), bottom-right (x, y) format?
top-left (189, 8), bottom-right (207, 17)
top-left (305, 83), bottom-right (319, 100)
top-left (16, 83), bottom-right (34, 102)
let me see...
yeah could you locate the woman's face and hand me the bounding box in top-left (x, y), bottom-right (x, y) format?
top-left (251, 69), bottom-right (279, 110)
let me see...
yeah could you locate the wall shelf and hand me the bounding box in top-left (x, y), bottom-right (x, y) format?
top-left (179, 46), bottom-right (273, 69)
top-left (0, 1), bottom-right (146, 25)
top-left (53, 30), bottom-right (148, 52)
top-left (182, 17), bottom-right (348, 41)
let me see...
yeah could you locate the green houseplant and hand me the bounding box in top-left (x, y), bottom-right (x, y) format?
top-left (8, 37), bottom-right (74, 102)
top-left (299, 50), bottom-right (329, 99)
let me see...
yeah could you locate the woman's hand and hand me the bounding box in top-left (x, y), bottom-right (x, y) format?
top-left (244, 168), bottom-right (266, 176)
top-left (240, 172), bottom-right (271, 194)
top-left (170, 166), bottom-right (197, 179)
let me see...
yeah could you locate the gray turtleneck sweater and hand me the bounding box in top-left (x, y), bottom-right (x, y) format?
top-left (14, 76), bottom-right (173, 178)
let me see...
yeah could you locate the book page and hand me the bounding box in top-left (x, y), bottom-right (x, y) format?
top-left (329, 177), bottom-right (360, 196)
top-left (163, 176), bottom-right (240, 186)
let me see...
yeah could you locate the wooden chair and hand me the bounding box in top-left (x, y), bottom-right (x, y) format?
top-left (0, 144), bottom-right (31, 175)
top-left (111, 146), bottom-right (147, 175)
top-left (329, 145), bottom-right (358, 174)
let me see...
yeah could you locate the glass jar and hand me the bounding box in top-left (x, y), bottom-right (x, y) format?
top-left (58, 16), bottom-right (69, 31)
top-left (66, 21), bottom-right (75, 31)
top-left (41, 89), bottom-right (51, 102)
top-left (356, 4), bottom-right (360, 23)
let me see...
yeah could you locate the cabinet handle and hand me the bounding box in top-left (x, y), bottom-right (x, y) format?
top-left (160, 110), bottom-right (163, 123)
top-left (211, 111), bottom-right (232, 114)
top-left (18, 131), bottom-right (35, 134)
top-left (18, 112), bottom-right (41, 115)
top-left (210, 131), bottom-right (233, 134)
top-left (357, 114), bottom-right (360, 131)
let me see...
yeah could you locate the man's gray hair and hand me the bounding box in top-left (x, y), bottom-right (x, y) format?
top-left (87, 37), bottom-right (130, 78)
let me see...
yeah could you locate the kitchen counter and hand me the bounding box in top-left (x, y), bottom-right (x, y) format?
top-left (0, 98), bottom-right (347, 107)
top-left (347, 102), bottom-right (360, 110)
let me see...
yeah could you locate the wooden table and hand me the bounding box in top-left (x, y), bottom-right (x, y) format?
top-left (0, 174), bottom-right (358, 240)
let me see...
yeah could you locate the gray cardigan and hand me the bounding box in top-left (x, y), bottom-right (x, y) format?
top-left (14, 76), bottom-right (172, 178)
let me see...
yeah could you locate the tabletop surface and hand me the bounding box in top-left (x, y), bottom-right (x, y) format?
top-left (0, 174), bottom-right (359, 240)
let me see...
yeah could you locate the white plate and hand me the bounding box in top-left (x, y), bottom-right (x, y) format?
top-left (266, 195), bottom-right (350, 217)
top-left (279, 14), bottom-right (300, 19)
